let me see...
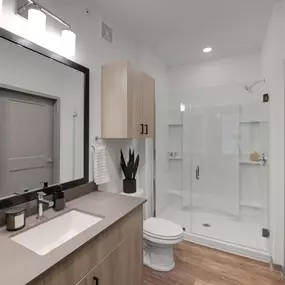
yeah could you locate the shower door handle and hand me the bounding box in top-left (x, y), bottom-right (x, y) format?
top-left (196, 166), bottom-right (200, 180)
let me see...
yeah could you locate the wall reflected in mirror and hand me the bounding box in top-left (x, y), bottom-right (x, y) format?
top-left (0, 36), bottom-right (84, 199)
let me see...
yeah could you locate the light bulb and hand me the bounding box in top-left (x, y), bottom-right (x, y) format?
top-left (61, 29), bottom-right (76, 57)
top-left (203, 47), bottom-right (212, 53)
top-left (0, 0), bottom-right (3, 19)
top-left (180, 103), bottom-right (186, 112)
top-left (28, 9), bottom-right (46, 43)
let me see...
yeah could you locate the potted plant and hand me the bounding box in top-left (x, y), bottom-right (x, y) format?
top-left (120, 149), bottom-right (139, 194)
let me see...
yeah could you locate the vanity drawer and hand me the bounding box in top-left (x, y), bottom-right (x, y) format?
top-left (77, 229), bottom-right (142, 285)
top-left (28, 206), bottom-right (143, 285)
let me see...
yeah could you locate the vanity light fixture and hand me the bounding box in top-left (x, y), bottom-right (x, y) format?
top-left (18, 0), bottom-right (71, 29)
top-left (17, 0), bottom-right (77, 57)
top-left (203, 47), bottom-right (212, 53)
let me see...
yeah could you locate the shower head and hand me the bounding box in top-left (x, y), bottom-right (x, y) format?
top-left (244, 79), bottom-right (265, 93)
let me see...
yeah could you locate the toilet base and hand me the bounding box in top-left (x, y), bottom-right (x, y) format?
top-left (143, 240), bottom-right (176, 272)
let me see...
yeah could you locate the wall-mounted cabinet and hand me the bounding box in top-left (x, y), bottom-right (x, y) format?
top-left (101, 61), bottom-right (155, 139)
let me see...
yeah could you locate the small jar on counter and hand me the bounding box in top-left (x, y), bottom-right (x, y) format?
top-left (5, 207), bottom-right (26, 231)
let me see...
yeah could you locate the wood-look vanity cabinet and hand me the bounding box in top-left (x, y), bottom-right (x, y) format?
top-left (28, 207), bottom-right (143, 285)
top-left (101, 61), bottom-right (155, 139)
top-left (78, 235), bottom-right (134, 285)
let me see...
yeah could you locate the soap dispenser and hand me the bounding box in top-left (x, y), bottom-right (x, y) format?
top-left (53, 185), bottom-right (65, 211)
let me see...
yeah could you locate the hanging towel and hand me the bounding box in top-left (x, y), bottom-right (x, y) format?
top-left (93, 144), bottom-right (110, 185)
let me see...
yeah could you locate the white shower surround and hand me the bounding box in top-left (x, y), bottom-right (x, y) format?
top-left (156, 80), bottom-right (270, 262)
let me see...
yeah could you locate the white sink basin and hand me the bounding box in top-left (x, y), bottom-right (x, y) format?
top-left (11, 210), bottom-right (103, 255)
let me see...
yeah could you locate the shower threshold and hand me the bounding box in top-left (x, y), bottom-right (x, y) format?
top-left (184, 232), bottom-right (270, 262)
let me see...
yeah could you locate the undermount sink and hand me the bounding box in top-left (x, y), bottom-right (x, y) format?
top-left (11, 210), bottom-right (103, 256)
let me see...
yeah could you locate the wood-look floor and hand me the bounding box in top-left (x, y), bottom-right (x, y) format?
top-left (143, 242), bottom-right (284, 285)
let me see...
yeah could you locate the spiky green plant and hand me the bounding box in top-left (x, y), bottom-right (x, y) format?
top-left (120, 149), bottom-right (139, 180)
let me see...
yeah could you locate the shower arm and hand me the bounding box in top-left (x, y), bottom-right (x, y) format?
top-left (245, 79), bottom-right (266, 93)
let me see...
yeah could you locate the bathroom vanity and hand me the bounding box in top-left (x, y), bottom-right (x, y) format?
top-left (0, 191), bottom-right (145, 285)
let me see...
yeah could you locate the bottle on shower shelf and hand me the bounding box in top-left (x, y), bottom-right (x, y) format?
top-left (250, 151), bottom-right (260, 162)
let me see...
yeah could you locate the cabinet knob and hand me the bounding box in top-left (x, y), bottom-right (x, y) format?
top-left (145, 124), bottom-right (148, 135)
top-left (140, 124), bottom-right (144, 135)
top-left (93, 276), bottom-right (99, 285)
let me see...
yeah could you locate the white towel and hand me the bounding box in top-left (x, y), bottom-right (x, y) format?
top-left (93, 144), bottom-right (110, 185)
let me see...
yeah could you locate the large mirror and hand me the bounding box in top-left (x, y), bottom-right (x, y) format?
top-left (0, 30), bottom-right (89, 202)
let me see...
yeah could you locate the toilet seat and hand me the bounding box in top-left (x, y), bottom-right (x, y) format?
top-left (143, 218), bottom-right (184, 244)
top-left (144, 230), bottom-right (184, 240)
top-left (144, 231), bottom-right (184, 244)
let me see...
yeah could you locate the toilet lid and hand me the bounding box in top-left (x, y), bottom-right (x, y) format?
top-left (143, 218), bottom-right (183, 238)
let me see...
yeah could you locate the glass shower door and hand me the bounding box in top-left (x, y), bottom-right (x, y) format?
top-left (187, 102), bottom-right (270, 255)
top-left (189, 105), bottom-right (240, 216)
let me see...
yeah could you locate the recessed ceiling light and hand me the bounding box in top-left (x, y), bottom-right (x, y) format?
top-left (203, 47), bottom-right (212, 53)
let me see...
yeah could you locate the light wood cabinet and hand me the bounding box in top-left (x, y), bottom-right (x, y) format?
top-left (101, 61), bottom-right (155, 139)
top-left (28, 207), bottom-right (143, 285)
top-left (77, 233), bottom-right (140, 285)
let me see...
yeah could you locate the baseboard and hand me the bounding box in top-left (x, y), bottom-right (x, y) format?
top-left (272, 263), bottom-right (283, 273)
top-left (184, 232), bottom-right (271, 263)
top-left (271, 262), bottom-right (285, 283)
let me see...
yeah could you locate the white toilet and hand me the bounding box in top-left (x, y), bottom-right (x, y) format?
top-left (120, 189), bottom-right (184, 272)
top-left (143, 217), bottom-right (184, 271)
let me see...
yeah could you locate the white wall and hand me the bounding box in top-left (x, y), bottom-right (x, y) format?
top-left (0, 0), bottom-right (169, 207)
top-left (261, 0), bottom-right (285, 266)
top-left (169, 51), bottom-right (262, 92)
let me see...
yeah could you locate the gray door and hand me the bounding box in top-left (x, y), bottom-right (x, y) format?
top-left (0, 91), bottom-right (55, 197)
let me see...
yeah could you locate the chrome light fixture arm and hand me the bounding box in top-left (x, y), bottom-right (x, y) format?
top-left (17, 0), bottom-right (71, 30)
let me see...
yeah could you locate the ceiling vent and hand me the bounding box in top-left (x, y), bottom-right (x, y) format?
top-left (101, 21), bottom-right (113, 45)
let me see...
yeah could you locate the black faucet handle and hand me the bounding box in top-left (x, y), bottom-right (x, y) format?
top-left (57, 184), bottom-right (63, 191)
top-left (40, 181), bottom-right (49, 188)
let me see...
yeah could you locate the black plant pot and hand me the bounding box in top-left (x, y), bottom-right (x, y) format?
top-left (123, 179), bottom-right (136, 194)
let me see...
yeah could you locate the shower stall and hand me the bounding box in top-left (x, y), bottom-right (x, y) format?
top-left (155, 83), bottom-right (270, 261)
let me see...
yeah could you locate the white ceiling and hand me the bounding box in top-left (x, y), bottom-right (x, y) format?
top-left (95, 0), bottom-right (275, 66)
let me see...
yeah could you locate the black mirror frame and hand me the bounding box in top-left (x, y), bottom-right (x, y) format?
top-left (0, 27), bottom-right (90, 210)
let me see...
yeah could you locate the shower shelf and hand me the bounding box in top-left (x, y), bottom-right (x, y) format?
top-left (239, 160), bottom-right (263, 165)
top-left (240, 201), bottom-right (263, 209)
top-left (168, 190), bottom-right (183, 197)
top-left (239, 120), bottom-right (267, 124)
top-left (168, 123), bottom-right (183, 127)
top-left (168, 157), bottom-right (183, 160)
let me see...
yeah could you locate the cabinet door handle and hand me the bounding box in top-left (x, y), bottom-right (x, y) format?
top-left (145, 124), bottom-right (148, 135)
top-left (93, 276), bottom-right (99, 285)
top-left (140, 124), bottom-right (144, 135)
